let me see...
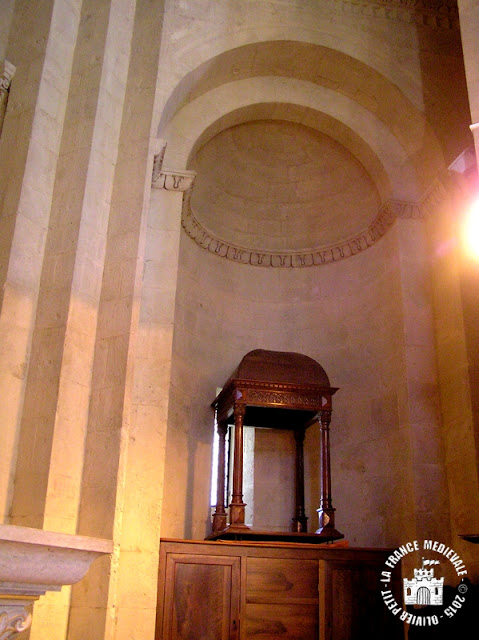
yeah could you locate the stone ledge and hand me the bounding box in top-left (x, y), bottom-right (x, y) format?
top-left (0, 523), bottom-right (112, 589)
top-left (0, 524), bottom-right (112, 639)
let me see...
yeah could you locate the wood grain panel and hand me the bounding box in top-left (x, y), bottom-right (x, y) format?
top-left (319, 558), bottom-right (403, 640)
top-left (246, 557), bottom-right (318, 603)
top-left (245, 603), bottom-right (318, 639)
top-left (160, 554), bottom-right (240, 640)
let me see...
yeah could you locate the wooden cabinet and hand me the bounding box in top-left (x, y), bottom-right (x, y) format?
top-left (156, 539), bottom-right (403, 640)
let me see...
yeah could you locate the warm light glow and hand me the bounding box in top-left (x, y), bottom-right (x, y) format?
top-left (463, 197), bottom-right (479, 260)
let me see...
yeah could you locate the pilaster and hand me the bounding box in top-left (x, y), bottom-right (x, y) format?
top-left (67, 2), bottom-right (171, 639)
top-left (426, 176), bottom-right (479, 581)
top-left (458, 0), bottom-right (479, 160)
top-left (394, 213), bottom-right (451, 544)
top-left (0, 0), bottom-right (81, 524)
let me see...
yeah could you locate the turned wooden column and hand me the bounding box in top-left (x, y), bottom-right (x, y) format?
top-left (212, 418), bottom-right (228, 533)
top-left (229, 403), bottom-right (249, 529)
top-left (292, 427), bottom-right (308, 532)
top-left (316, 410), bottom-right (337, 534)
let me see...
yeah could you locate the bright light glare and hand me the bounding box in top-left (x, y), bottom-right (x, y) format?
top-left (463, 198), bottom-right (479, 260)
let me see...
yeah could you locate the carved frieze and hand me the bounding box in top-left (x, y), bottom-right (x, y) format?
top-left (156, 149), bottom-right (446, 269)
top-left (152, 168), bottom-right (196, 192)
top-left (392, 181), bottom-right (447, 220)
top-left (181, 188), bottom-right (444, 268)
top-left (0, 61), bottom-right (15, 93)
top-left (151, 139), bottom-right (167, 184)
top-left (329, 0), bottom-right (458, 28)
top-left (151, 142), bottom-right (196, 192)
top-left (246, 388), bottom-right (324, 408)
top-left (0, 61), bottom-right (16, 137)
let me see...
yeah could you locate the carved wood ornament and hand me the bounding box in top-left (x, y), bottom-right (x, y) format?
top-left (208, 349), bottom-right (344, 543)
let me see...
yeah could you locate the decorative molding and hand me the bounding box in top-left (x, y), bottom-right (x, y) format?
top-left (152, 168), bottom-right (196, 192)
top-left (390, 181), bottom-right (446, 220)
top-left (331, 0), bottom-right (459, 29)
top-left (0, 61), bottom-right (15, 92)
top-left (151, 139), bottom-right (167, 183)
top-left (0, 524), bottom-right (112, 640)
top-left (182, 191), bottom-right (422, 268)
top-left (151, 137), bottom-right (197, 192)
top-left (181, 179), bottom-right (447, 268)
top-left (387, 199), bottom-right (423, 220)
top-left (237, 379), bottom-right (333, 394)
top-left (246, 389), bottom-right (324, 408)
top-left (0, 61), bottom-right (16, 137)
top-left (0, 608), bottom-right (32, 640)
top-left (416, 180), bottom-right (448, 217)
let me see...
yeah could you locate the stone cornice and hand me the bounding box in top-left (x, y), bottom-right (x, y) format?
top-left (0, 524), bottom-right (112, 640)
top-left (0, 61), bottom-right (15, 92)
top-left (151, 141), bottom-right (197, 192)
top-left (181, 181), bottom-right (445, 268)
top-left (152, 168), bottom-right (196, 192)
top-left (151, 139), bottom-right (167, 184)
top-left (1, 61), bottom-right (16, 136)
top-left (331, 0), bottom-right (459, 29)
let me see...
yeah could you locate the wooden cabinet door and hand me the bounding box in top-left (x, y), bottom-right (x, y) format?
top-left (157, 553), bottom-right (241, 640)
top-left (318, 556), bottom-right (403, 640)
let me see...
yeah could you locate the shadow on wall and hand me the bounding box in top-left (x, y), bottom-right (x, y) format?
top-left (183, 427), bottom-right (215, 540)
top-left (183, 431), bottom-right (197, 540)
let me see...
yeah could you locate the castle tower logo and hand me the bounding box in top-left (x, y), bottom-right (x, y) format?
top-left (380, 539), bottom-right (469, 629)
top-left (403, 558), bottom-right (444, 606)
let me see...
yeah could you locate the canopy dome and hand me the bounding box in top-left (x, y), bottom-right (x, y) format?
top-left (230, 349), bottom-right (331, 387)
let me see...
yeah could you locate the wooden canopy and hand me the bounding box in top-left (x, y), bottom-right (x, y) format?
top-left (209, 349), bottom-right (343, 543)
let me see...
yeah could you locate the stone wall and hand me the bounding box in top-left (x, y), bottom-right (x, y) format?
top-left (163, 214), bottom-right (449, 549)
top-left (0, 0), bottom-right (15, 63)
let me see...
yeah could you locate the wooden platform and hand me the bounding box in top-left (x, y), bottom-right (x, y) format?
top-left (206, 528), bottom-right (345, 544)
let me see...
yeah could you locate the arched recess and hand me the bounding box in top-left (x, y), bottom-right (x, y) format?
top-left (160, 75), bottom-right (443, 204)
top-left (158, 40), bottom-right (447, 203)
top-left (188, 103), bottom-right (392, 202)
top-left (155, 39), bottom-right (450, 542)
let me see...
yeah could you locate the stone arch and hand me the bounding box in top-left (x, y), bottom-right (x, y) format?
top-left (158, 41), bottom-right (446, 202)
top-left (158, 37), bottom-right (432, 128)
top-left (160, 75), bottom-right (442, 201)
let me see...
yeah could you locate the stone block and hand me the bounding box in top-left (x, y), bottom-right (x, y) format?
top-left (30, 587), bottom-right (71, 640)
top-left (115, 603), bottom-right (157, 640)
top-left (66, 604), bottom-right (108, 640)
top-left (96, 298), bottom-right (133, 339)
top-left (77, 483), bottom-right (116, 540)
